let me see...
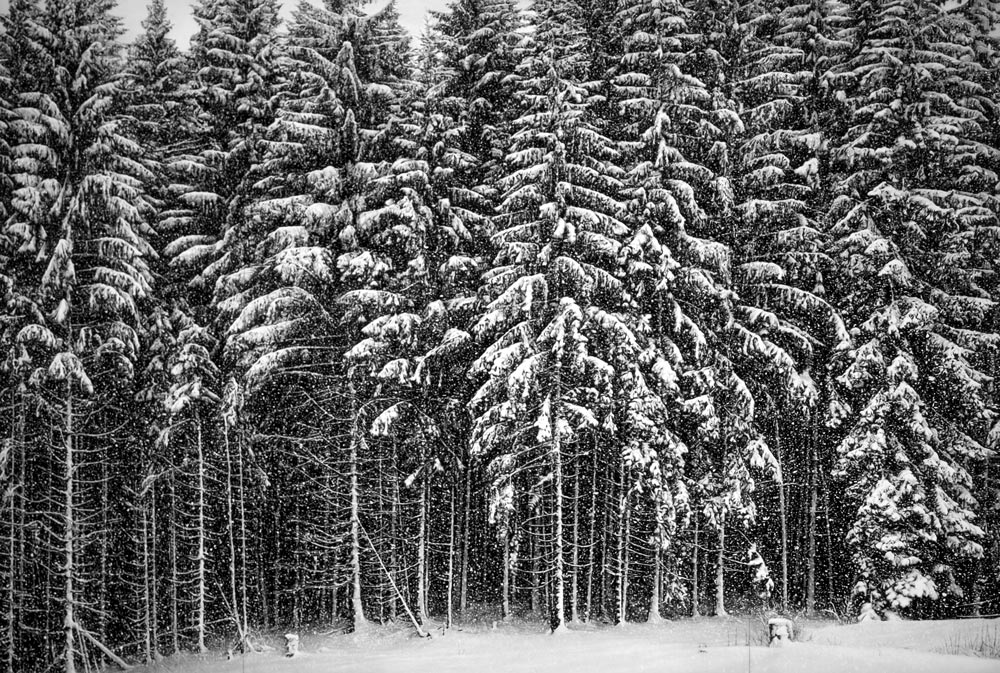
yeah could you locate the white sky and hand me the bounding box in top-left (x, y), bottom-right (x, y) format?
top-left (0, 0), bottom-right (450, 46)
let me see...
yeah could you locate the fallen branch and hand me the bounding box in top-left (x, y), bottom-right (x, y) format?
top-left (358, 521), bottom-right (430, 639)
top-left (74, 622), bottom-right (132, 670)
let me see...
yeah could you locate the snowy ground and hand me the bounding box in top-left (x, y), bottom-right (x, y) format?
top-left (134, 616), bottom-right (1000, 673)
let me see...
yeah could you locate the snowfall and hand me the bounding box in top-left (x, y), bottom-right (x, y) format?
top-left (132, 615), bottom-right (1000, 673)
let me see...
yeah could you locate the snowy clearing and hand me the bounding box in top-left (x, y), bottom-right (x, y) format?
top-left (132, 617), bottom-right (1000, 673)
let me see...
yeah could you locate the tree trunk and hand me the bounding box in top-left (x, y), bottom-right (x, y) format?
top-left (621, 497), bottom-right (631, 626)
top-left (223, 431), bottom-right (245, 649)
top-left (570, 455), bottom-right (580, 623)
top-left (715, 519), bottom-right (727, 618)
top-left (417, 466), bottom-right (429, 624)
top-left (63, 384), bottom-right (77, 673)
top-left (806, 417), bottom-right (818, 616)
top-left (141, 504), bottom-right (153, 664)
top-left (502, 532), bottom-right (511, 622)
top-left (349, 386), bottom-right (368, 632)
top-left (236, 432), bottom-right (249, 635)
top-left (99, 453), bottom-right (109, 643)
top-left (390, 440), bottom-right (400, 622)
top-left (446, 484), bottom-right (456, 629)
top-left (775, 421), bottom-right (789, 613)
top-left (584, 446), bottom-right (597, 623)
top-left (168, 477), bottom-right (179, 653)
top-left (616, 460), bottom-right (628, 626)
top-left (459, 467), bottom-right (471, 614)
top-left (550, 397), bottom-right (567, 633)
top-left (530, 533), bottom-right (540, 616)
top-left (149, 492), bottom-right (159, 661)
top-left (692, 513), bottom-right (700, 618)
top-left (194, 410), bottom-right (208, 654)
top-left (648, 533), bottom-right (662, 623)
top-left (4, 391), bottom-right (24, 673)
top-left (601, 484), bottom-right (613, 622)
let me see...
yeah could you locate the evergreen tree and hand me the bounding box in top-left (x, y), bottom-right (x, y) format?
top-left (2, 1), bottom-right (155, 669)
top-left (827, 0), bottom-right (999, 619)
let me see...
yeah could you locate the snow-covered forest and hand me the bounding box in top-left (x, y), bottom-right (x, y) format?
top-left (0, 0), bottom-right (998, 670)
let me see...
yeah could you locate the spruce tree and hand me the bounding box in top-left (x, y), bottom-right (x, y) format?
top-left (2, 1), bottom-right (155, 669)
top-left (827, 0), bottom-right (998, 619)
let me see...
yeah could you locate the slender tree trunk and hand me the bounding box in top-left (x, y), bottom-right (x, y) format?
top-left (98, 452), bottom-right (108, 642)
top-left (4, 391), bottom-right (23, 673)
top-left (775, 421), bottom-right (789, 612)
top-left (570, 455), bottom-right (580, 623)
top-left (502, 532), bottom-right (511, 622)
top-left (823, 472), bottom-right (834, 605)
top-left (601, 485), bottom-right (613, 621)
top-left (692, 514), bottom-right (700, 618)
top-left (349, 385), bottom-right (368, 632)
top-left (141, 503), bottom-right (153, 664)
top-left (616, 460), bottom-right (627, 626)
top-left (715, 518), bottom-right (727, 618)
top-left (63, 384), bottom-right (77, 673)
top-left (236, 432), bottom-right (249, 636)
top-left (530, 533), bottom-right (540, 615)
top-left (806, 417), bottom-right (818, 616)
top-left (376, 448), bottom-right (386, 623)
top-left (194, 410), bottom-right (208, 654)
top-left (446, 484), bottom-right (456, 629)
top-left (648, 533), bottom-right (662, 624)
top-left (550, 399), bottom-right (567, 633)
top-left (389, 440), bottom-right (400, 622)
top-left (223, 431), bottom-right (243, 648)
top-left (459, 467), bottom-right (471, 614)
top-left (621, 497), bottom-right (631, 626)
top-left (584, 446), bottom-right (597, 623)
top-left (168, 477), bottom-right (179, 653)
top-left (417, 467), bottom-right (429, 624)
top-left (150, 492), bottom-right (159, 661)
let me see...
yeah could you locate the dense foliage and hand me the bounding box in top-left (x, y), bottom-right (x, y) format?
top-left (0, 0), bottom-right (997, 670)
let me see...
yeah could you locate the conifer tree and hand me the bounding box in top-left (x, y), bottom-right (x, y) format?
top-left (2, 1), bottom-right (155, 669)
top-left (827, 0), bottom-right (999, 619)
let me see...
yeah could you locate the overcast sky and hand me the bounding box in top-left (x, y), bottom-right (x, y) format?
top-left (0, 0), bottom-right (450, 46)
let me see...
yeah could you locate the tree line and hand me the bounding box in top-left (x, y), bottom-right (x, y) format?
top-left (0, 0), bottom-right (998, 670)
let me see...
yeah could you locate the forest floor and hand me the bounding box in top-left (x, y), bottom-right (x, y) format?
top-left (132, 614), bottom-right (1000, 673)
